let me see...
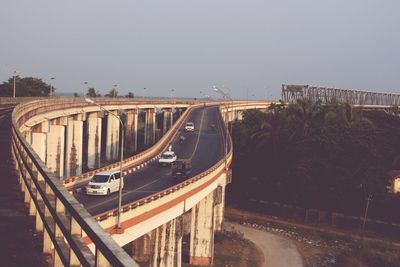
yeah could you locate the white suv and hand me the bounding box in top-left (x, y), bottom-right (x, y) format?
top-left (185, 122), bottom-right (194, 132)
top-left (158, 151), bottom-right (177, 166)
top-left (86, 170), bottom-right (124, 196)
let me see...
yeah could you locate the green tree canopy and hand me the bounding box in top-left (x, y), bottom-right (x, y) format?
top-left (0, 76), bottom-right (54, 97)
top-left (231, 100), bottom-right (399, 220)
top-left (86, 87), bottom-right (101, 97)
top-left (125, 92), bottom-right (134, 98)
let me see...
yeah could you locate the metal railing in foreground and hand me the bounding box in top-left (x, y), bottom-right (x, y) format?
top-left (11, 106), bottom-right (138, 266)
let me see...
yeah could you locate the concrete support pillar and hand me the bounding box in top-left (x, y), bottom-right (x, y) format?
top-left (125, 109), bottom-right (138, 155)
top-left (65, 119), bottom-right (83, 177)
top-left (233, 110), bottom-right (238, 121)
top-left (106, 112), bottom-right (120, 162)
top-left (214, 185), bottom-right (226, 231)
top-left (162, 108), bottom-right (173, 134)
top-left (144, 108), bottom-right (156, 145)
top-left (24, 128), bottom-right (32, 144)
top-left (31, 120), bottom-right (49, 133)
top-left (149, 217), bottom-right (183, 267)
top-left (87, 112), bottom-right (102, 169)
top-left (52, 116), bottom-right (68, 126)
top-left (31, 132), bottom-right (47, 163)
top-left (190, 191), bottom-right (215, 266)
top-left (237, 111), bottom-right (243, 120)
top-left (229, 111), bottom-right (234, 122)
top-left (132, 234), bottom-right (151, 263)
top-left (43, 227), bottom-right (52, 255)
top-left (46, 124), bottom-right (65, 178)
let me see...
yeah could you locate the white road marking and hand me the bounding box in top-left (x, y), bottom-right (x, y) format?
top-left (85, 175), bottom-right (167, 210)
top-left (189, 107), bottom-right (206, 160)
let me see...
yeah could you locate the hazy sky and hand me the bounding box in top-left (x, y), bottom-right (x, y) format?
top-left (1, 0), bottom-right (399, 99)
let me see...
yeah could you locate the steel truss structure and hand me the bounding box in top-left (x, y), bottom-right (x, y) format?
top-left (282, 84), bottom-right (400, 106)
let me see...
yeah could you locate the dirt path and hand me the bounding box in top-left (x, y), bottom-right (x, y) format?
top-left (224, 222), bottom-right (303, 267)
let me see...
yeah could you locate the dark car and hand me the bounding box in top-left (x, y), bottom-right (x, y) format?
top-left (172, 159), bottom-right (192, 180)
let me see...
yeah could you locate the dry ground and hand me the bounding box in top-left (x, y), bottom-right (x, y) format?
top-left (225, 207), bottom-right (400, 267)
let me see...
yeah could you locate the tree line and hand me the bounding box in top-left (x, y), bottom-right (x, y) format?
top-left (230, 100), bottom-right (400, 221)
top-left (0, 75), bottom-right (134, 98)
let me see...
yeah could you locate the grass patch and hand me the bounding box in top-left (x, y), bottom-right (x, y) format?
top-left (213, 231), bottom-right (262, 267)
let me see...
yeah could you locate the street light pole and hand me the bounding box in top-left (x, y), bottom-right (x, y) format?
top-left (85, 98), bottom-right (125, 230)
top-left (50, 77), bottom-right (55, 97)
top-left (83, 81), bottom-right (88, 97)
top-left (213, 85), bottom-right (233, 170)
top-left (13, 71), bottom-right (18, 98)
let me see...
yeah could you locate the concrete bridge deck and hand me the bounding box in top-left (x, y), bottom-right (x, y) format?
top-left (0, 106), bottom-right (47, 266)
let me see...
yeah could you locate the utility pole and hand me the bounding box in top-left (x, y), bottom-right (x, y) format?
top-left (362, 194), bottom-right (373, 231)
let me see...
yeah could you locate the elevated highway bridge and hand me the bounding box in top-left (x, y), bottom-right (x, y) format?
top-left (8, 97), bottom-right (267, 266)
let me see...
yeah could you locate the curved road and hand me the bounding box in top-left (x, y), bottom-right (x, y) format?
top-left (76, 105), bottom-right (226, 215)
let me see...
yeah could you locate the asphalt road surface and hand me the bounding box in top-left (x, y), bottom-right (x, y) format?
top-left (76, 105), bottom-right (226, 215)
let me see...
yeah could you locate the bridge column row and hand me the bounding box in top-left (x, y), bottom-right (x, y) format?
top-left (26, 107), bottom-right (183, 178)
top-left (130, 181), bottom-right (228, 266)
top-left (144, 108), bottom-right (156, 145)
top-left (132, 217), bottom-right (183, 267)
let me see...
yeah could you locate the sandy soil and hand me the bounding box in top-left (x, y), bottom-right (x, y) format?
top-left (224, 222), bottom-right (303, 267)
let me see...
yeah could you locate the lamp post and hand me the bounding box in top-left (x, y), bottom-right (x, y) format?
top-left (49, 77), bottom-right (55, 97)
top-left (13, 70), bottom-right (19, 98)
top-left (213, 85), bottom-right (233, 170)
top-left (170, 89), bottom-right (175, 101)
top-left (85, 98), bottom-right (125, 231)
top-left (83, 81), bottom-right (88, 97)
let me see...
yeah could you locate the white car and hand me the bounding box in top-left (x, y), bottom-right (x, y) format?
top-left (86, 170), bottom-right (124, 196)
top-left (158, 151), bottom-right (177, 166)
top-left (185, 122), bottom-right (194, 132)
